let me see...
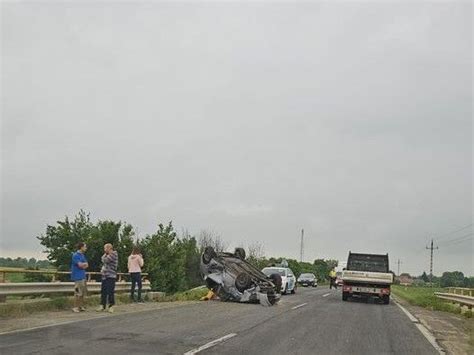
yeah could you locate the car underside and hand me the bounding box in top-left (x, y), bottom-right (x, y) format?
top-left (200, 247), bottom-right (282, 306)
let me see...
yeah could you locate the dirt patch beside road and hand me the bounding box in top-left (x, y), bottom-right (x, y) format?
top-left (394, 296), bottom-right (473, 355)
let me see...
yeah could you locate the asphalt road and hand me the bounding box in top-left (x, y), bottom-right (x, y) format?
top-left (0, 287), bottom-right (438, 355)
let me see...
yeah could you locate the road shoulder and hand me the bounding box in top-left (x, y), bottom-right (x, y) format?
top-left (394, 296), bottom-right (473, 355)
top-left (0, 301), bottom-right (198, 335)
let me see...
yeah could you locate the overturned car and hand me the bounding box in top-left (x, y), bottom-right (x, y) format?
top-left (200, 247), bottom-right (282, 306)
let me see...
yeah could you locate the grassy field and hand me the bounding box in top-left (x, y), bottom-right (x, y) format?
top-left (1, 267), bottom-right (56, 283)
top-left (392, 285), bottom-right (472, 317)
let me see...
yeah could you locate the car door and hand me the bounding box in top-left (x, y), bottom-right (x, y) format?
top-left (287, 269), bottom-right (295, 290)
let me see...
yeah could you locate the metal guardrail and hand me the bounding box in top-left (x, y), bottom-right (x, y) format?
top-left (0, 268), bottom-right (148, 282)
top-left (435, 287), bottom-right (474, 308)
top-left (0, 281), bottom-right (151, 296)
top-left (0, 268), bottom-right (150, 302)
top-left (445, 287), bottom-right (473, 297)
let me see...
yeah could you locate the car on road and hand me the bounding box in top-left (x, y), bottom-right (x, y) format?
top-left (297, 273), bottom-right (317, 287)
top-left (200, 247), bottom-right (282, 305)
top-left (262, 267), bottom-right (297, 294)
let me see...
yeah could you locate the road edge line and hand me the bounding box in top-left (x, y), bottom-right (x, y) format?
top-left (184, 333), bottom-right (237, 355)
top-left (393, 299), bottom-right (445, 354)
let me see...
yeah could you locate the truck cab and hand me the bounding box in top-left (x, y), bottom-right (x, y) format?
top-left (341, 252), bottom-right (393, 304)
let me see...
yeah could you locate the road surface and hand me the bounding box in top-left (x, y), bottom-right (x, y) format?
top-left (0, 287), bottom-right (438, 354)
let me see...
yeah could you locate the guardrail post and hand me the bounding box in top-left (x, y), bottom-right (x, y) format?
top-left (0, 272), bottom-right (6, 302)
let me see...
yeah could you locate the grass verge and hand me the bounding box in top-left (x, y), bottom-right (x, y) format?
top-left (392, 285), bottom-right (472, 318)
top-left (162, 287), bottom-right (208, 302)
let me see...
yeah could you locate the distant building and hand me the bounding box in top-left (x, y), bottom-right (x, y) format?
top-left (397, 274), bottom-right (414, 286)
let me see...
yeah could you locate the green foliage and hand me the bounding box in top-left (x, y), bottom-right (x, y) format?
top-left (23, 267), bottom-right (53, 282)
top-left (140, 222), bottom-right (202, 293)
top-left (421, 271), bottom-right (429, 282)
top-left (0, 257), bottom-right (51, 269)
top-left (392, 285), bottom-right (466, 316)
top-left (163, 287), bottom-right (208, 302)
top-left (245, 255), bottom-right (338, 281)
top-left (313, 259), bottom-right (338, 281)
top-left (440, 271), bottom-right (466, 287)
top-left (37, 210), bottom-right (135, 277)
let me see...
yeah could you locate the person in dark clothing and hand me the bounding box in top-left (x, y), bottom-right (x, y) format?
top-left (96, 243), bottom-right (118, 313)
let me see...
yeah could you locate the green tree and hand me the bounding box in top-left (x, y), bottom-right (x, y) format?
top-left (140, 222), bottom-right (187, 293)
top-left (440, 271), bottom-right (465, 287)
top-left (420, 271), bottom-right (429, 282)
top-left (37, 210), bottom-right (94, 271)
top-left (37, 210), bottom-right (135, 279)
top-left (313, 259), bottom-right (334, 281)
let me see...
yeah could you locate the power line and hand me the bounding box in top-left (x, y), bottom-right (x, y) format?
top-left (438, 232), bottom-right (473, 245)
top-left (434, 223), bottom-right (473, 241)
top-left (442, 236), bottom-right (473, 248)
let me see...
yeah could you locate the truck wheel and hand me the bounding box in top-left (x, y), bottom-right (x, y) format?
top-left (382, 295), bottom-right (390, 305)
top-left (342, 292), bottom-right (349, 301)
top-left (202, 247), bottom-right (217, 264)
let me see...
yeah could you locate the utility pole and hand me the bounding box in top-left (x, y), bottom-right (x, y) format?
top-left (300, 229), bottom-right (304, 262)
top-left (426, 239), bottom-right (439, 287)
top-left (397, 259), bottom-right (402, 276)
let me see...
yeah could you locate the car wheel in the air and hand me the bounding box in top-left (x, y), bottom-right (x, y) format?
top-left (202, 246), bottom-right (217, 264)
top-left (235, 272), bottom-right (252, 292)
top-left (234, 247), bottom-right (246, 260)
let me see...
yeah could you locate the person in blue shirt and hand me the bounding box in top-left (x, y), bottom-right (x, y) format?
top-left (71, 242), bottom-right (89, 313)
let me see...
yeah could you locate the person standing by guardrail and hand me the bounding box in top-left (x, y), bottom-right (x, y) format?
top-left (96, 243), bottom-right (118, 313)
top-left (128, 246), bottom-right (144, 303)
top-left (71, 242), bottom-right (89, 313)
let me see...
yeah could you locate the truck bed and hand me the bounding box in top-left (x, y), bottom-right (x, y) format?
top-left (342, 270), bottom-right (393, 285)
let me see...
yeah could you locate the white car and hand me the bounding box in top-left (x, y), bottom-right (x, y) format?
top-left (262, 267), bottom-right (297, 294)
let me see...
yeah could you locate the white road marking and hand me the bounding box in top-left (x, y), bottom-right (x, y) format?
top-left (291, 303), bottom-right (308, 310)
top-left (394, 299), bottom-right (445, 354)
top-left (184, 333), bottom-right (238, 355)
top-left (322, 293), bottom-right (331, 297)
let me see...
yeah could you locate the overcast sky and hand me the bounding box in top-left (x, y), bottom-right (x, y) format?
top-left (1, 1), bottom-right (472, 275)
